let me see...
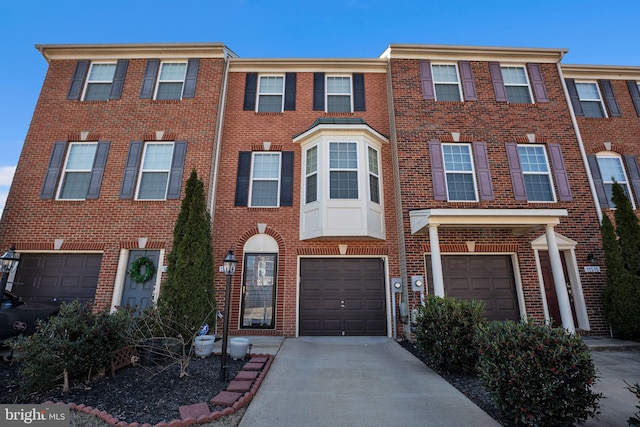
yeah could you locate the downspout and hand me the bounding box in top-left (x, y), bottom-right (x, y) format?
top-left (556, 62), bottom-right (603, 224)
top-left (209, 55), bottom-right (231, 225)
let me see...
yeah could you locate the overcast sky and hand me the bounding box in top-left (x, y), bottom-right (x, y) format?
top-left (2, 0), bottom-right (639, 217)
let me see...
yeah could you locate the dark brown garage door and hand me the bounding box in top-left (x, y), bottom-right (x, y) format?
top-left (427, 255), bottom-right (519, 321)
top-left (300, 258), bottom-right (387, 336)
top-left (12, 253), bottom-right (102, 304)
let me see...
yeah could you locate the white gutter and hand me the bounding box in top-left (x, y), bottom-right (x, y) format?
top-left (209, 55), bottom-right (231, 223)
top-left (556, 63), bottom-right (603, 224)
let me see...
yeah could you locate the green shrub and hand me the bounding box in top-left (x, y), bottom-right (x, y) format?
top-left (414, 295), bottom-right (485, 374)
top-left (476, 320), bottom-right (601, 426)
top-left (9, 301), bottom-right (135, 393)
top-left (628, 382), bottom-right (640, 427)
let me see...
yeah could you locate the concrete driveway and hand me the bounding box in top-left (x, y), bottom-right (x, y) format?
top-left (239, 336), bottom-right (501, 427)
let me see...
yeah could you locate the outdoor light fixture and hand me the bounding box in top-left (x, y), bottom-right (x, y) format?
top-left (220, 248), bottom-right (237, 381)
top-left (587, 253), bottom-right (596, 264)
top-left (0, 245), bottom-right (19, 296)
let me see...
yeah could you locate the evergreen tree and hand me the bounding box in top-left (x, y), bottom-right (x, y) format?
top-left (612, 183), bottom-right (640, 276)
top-left (158, 170), bottom-right (216, 342)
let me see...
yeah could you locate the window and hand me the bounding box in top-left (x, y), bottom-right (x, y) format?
top-left (241, 253), bottom-right (277, 329)
top-left (442, 144), bottom-right (477, 201)
top-left (368, 146), bottom-right (380, 203)
top-left (501, 66), bottom-right (533, 103)
top-left (250, 153), bottom-right (281, 207)
top-left (432, 64), bottom-right (462, 101)
top-left (305, 146), bottom-right (318, 203)
top-left (257, 76), bottom-right (284, 112)
top-left (330, 142), bottom-right (358, 199)
top-left (58, 143), bottom-right (98, 199)
top-left (83, 63), bottom-right (116, 101)
top-left (326, 76), bottom-right (352, 113)
top-left (576, 82), bottom-right (607, 118)
top-left (137, 143), bottom-right (174, 200)
top-left (596, 156), bottom-right (633, 207)
top-left (518, 145), bottom-right (555, 202)
top-left (155, 62), bottom-right (187, 100)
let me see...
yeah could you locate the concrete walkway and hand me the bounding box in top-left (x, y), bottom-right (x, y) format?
top-left (238, 336), bottom-right (501, 427)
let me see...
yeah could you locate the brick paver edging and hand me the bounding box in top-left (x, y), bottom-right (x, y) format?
top-left (42, 353), bottom-right (275, 427)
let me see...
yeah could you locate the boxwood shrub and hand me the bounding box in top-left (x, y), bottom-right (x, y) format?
top-left (476, 320), bottom-right (601, 426)
top-left (414, 295), bottom-right (485, 374)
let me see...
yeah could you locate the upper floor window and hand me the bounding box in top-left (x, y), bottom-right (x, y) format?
top-left (432, 64), bottom-right (462, 101)
top-left (517, 145), bottom-right (555, 202)
top-left (250, 152), bottom-right (281, 207)
top-left (501, 66), bottom-right (533, 103)
top-left (137, 143), bottom-right (175, 199)
top-left (575, 82), bottom-right (607, 118)
top-left (368, 147), bottom-right (380, 203)
top-left (58, 143), bottom-right (98, 199)
top-left (442, 143), bottom-right (477, 201)
top-left (596, 156), bottom-right (634, 208)
top-left (326, 76), bottom-right (352, 113)
top-left (305, 146), bottom-right (318, 204)
top-left (155, 62), bottom-right (187, 100)
top-left (257, 76), bottom-right (284, 112)
top-left (330, 142), bottom-right (358, 198)
top-left (83, 63), bottom-right (116, 101)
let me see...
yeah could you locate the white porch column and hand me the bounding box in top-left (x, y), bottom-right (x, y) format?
top-left (429, 224), bottom-right (445, 297)
top-left (545, 225), bottom-right (575, 333)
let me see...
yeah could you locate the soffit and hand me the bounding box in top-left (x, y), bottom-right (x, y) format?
top-left (380, 44), bottom-right (567, 64)
top-left (36, 43), bottom-right (237, 62)
top-left (562, 64), bottom-right (640, 80)
top-left (228, 58), bottom-right (388, 73)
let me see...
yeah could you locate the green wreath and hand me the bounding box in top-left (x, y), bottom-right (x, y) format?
top-left (128, 257), bottom-right (155, 283)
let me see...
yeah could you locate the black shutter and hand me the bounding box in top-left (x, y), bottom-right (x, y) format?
top-left (488, 62), bottom-right (508, 102)
top-left (40, 141), bottom-right (67, 199)
top-left (459, 61), bottom-right (477, 101)
top-left (182, 59), bottom-right (199, 99)
top-left (428, 141), bottom-right (447, 200)
top-left (587, 155), bottom-right (609, 208)
top-left (547, 144), bottom-right (572, 201)
top-left (353, 73), bottom-right (365, 111)
top-left (140, 59), bottom-right (159, 99)
top-left (527, 63), bottom-right (549, 103)
top-left (505, 143), bottom-right (527, 200)
top-left (280, 151), bottom-right (294, 206)
top-left (166, 141), bottom-right (187, 199)
top-left (565, 79), bottom-right (584, 116)
top-left (86, 141), bottom-right (110, 199)
top-left (235, 152), bottom-right (251, 206)
top-left (120, 141), bottom-right (143, 199)
top-left (599, 80), bottom-right (621, 117)
top-left (109, 60), bottom-right (128, 100)
top-left (627, 80), bottom-right (640, 117)
top-left (68, 60), bottom-right (89, 100)
top-left (313, 72), bottom-right (325, 111)
top-left (243, 73), bottom-right (257, 111)
top-left (419, 60), bottom-right (435, 100)
top-left (473, 142), bottom-right (493, 200)
top-left (284, 72), bottom-right (296, 111)
top-left (624, 156), bottom-right (640, 207)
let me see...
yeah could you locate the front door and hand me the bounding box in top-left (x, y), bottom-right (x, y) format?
top-left (121, 250), bottom-right (159, 313)
top-left (539, 251), bottom-right (577, 327)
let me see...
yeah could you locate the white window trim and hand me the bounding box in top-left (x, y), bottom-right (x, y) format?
top-left (135, 142), bottom-right (174, 200)
top-left (154, 61), bottom-right (187, 100)
top-left (441, 143), bottom-right (478, 202)
top-left (56, 142), bottom-right (97, 200)
top-left (256, 74), bottom-right (285, 112)
top-left (518, 144), bottom-right (557, 203)
top-left (431, 63), bottom-right (463, 102)
top-left (248, 152), bottom-right (282, 207)
top-left (329, 141), bottom-right (359, 200)
top-left (82, 62), bottom-right (116, 101)
top-left (367, 145), bottom-right (381, 204)
top-left (304, 145), bottom-right (318, 204)
top-left (501, 65), bottom-right (534, 104)
top-left (576, 81), bottom-right (608, 118)
top-left (326, 75), bottom-right (353, 113)
top-left (596, 154), bottom-right (636, 209)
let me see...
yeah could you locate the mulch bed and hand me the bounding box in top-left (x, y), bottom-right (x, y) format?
top-left (0, 353), bottom-right (248, 425)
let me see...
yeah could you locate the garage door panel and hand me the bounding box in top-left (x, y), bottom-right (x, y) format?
top-left (470, 279), bottom-right (492, 291)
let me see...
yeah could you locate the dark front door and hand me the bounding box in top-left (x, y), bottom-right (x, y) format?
top-left (299, 258), bottom-right (387, 336)
top-left (13, 253), bottom-right (102, 303)
top-left (539, 251), bottom-right (577, 328)
top-left (121, 250), bottom-right (160, 313)
top-left (428, 255), bottom-right (520, 321)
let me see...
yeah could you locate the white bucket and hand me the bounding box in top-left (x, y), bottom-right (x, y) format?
top-left (194, 335), bottom-right (215, 358)
top-left (229, 337), bottom-right (250, 359)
